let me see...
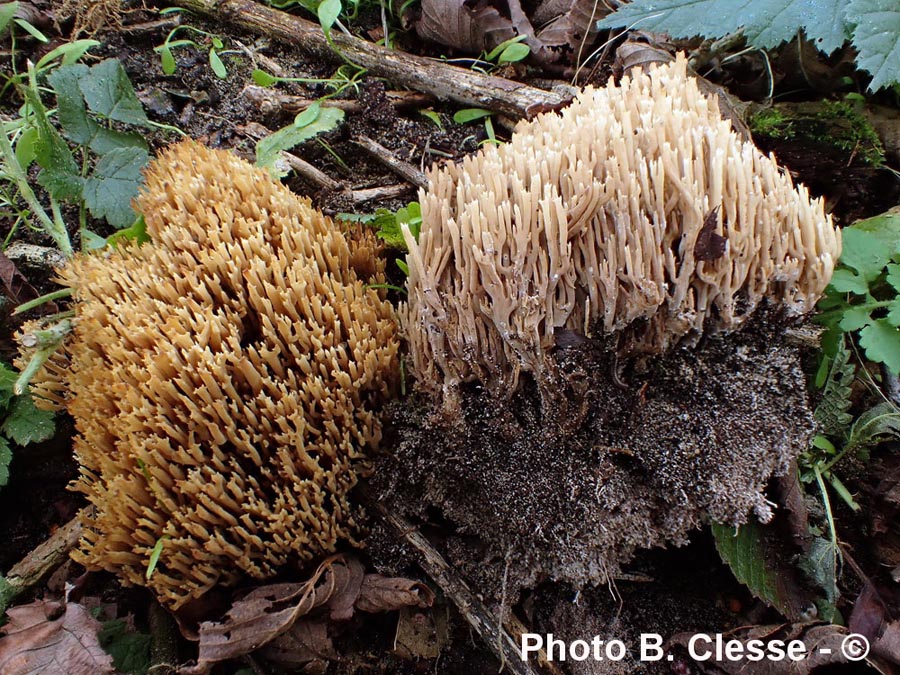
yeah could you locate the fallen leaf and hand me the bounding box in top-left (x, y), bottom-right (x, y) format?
top-left (182, 556), bottom-right (432, 673)
top-left (0, 250), bottom-right (39, 307)
top-left (0, 600), bottom-right (115, 675)
top-left (695, 206), bottom-right (727, 262)
top-left (357, 574), bottom-right (435, 613)
top-left (534, 0), bottom-right (609, 53)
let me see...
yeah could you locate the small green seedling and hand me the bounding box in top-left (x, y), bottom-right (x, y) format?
top-left (453, 107), bottom-right (499, 145)
top-left (155, 23), bottom-right (232, 79)
top-left (483, 35), bottom-right (530, 65)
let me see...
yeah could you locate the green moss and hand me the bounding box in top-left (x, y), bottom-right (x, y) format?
top-left (750, 100), bottom-right (885, 167)
top-left (749, 108), bottom-right (795, 139)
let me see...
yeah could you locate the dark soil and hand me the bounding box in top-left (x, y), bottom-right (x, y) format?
top-left (1, 5), bottom-right (898, 675)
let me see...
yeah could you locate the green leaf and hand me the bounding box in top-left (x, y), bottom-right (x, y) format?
top-left (453, 108), bottom-right (493, 124)
top-left (859, 318), bottom-right (900, 374)
top-left (485, 35), bottom-right (528, 62)
top-left (0, 2), bottom-right (19, 34)
top-left (79, 59), bottom-right (149, 126)
top-left (838, 305), bottom-right (871, 331)
top-left (845, 402), bottom-right (900, 454)
top-left (847, 0), bottom-right (900, 91)
top-left (318, 0), bottom-right (342, 33)
top-left (596, 0), bottom-right (851, 54)
top-left (419, 109), bottom-right (444, 130)
top-left (0, 436), bottom-right (10, 487)
top-left (98, 619), bottom-right (151, 675)
top-left (1, 395), bottom-right (55, 445)
top-left (255, 107), bottom-right (344, 173)
top-left (82, 147), bottom-right (149, 228)
top-left (14, 17), bottom-right (48, 42)
top-left (34, 39), bottom-right (100, 71)
top-left (159, 45), bottom-right (176, 75)
top-left (711, 520), bottom-right (795, 617)
top-left (48, 63), bottom-right (94, 145)
top-left (374, 202), bottom-right (421, 250)
top-left (294, 102), bottom-right (321, 128)
top-left (107, 215), bottom-right (151, 247)
top-left (840, 227), bottom-right (892, 282)
top-left (887, 298), bottom-right (900, 326)
top-left (886, 263), bottom-right (900, 291)
top-left (797, 536), bottom-right (839, 604)
top-left (814, 339), bottom-right (854, 438)
top-left (828, 268), bottom-right (869, 294)
top-left (0, 363), bottom-right (17, 403)
top-left (14, 126), bottom-right (38, 169)
top-left (146, 537), bottom-right (165, 580)
top-left (208, 48), bottom-right (227, 79)
top-left (498, 42), bottom-right (531, 63)
top-left (251, 69), bottom-right (278, 86)
top-left (852, 211), bottom-right (900, 253)
top-left (22, 84), bottom-right (83, 201)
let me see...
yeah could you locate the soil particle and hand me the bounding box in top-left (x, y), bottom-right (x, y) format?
top-left (369, 316), bottom-right (815, 609)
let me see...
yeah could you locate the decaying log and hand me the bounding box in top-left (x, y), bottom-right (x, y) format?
top-left (243, 85), bottom-right (435, 116)
top-left (167, 0), bottom-right (569, 119)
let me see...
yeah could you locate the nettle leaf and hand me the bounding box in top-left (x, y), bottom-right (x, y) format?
top-left (79, 59), bottom-right (149, 126)
top-left (1, 395), bottom-right (55, 446)
top-left (0, 436), bottom-right (10, 487)
top-left (22, 86), bottom-right (83, 201)
top-left (82, 147), bottom-right (149, 228)
top-left (48, 64), bottom-right (148, 155)
top-left (859, 318), bottom-right (900, 374)
top-left (256, 107), bottom-right (345, 175)
top-left (597, 0), bottom-right (850, 54)
top-left (847, 0), bottom-right (900, 91)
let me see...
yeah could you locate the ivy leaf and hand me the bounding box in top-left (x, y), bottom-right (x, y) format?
top-left (82, 147), bottom-right (149, 228)
top-left (597, 0), bottom-right (850, 54)
top-left (79, 59), bottom-right (149, 126)
top-left (0, 436), bottom-right (10, 487)
top-left (858, 318), bottom-right (900, 374)
top-left (255, 107), bottom-right (344, 176)
top-left (847, 0), bottom-right (900, 91)
top-left (1, 395), bottom-right (55, 446)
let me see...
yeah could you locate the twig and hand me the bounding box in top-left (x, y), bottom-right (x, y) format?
top-left (167, 0), bottom-right (569, 119)
top-left (352, 136), bottom-right (428, 189)
top-left (0, 513), bottom-right (83, 613)
top-left (363, 492), bottom-right (542, 675)
top-left (243, 85), bottom-right (434, 116)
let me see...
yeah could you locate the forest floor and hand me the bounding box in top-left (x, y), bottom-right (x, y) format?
top-left (1, 1), bottom-right (900, 674)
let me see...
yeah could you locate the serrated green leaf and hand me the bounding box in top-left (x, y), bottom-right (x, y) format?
top-left (0, 363), bottom-right (17, 402)
top-left (597, 0), bottom-right (851, 54)
top-left (859, 318), bottom-right (900, 374)
top-left (1, 395), bottom-right (55, 445)
top-left (887, 299), bottom-right (900, 326)
top-left (853, 212), bottom-right (900, 253)
top-left (711, 521), bottom-right (793, 616)
top-left (0, 436), bottom-right (10, 487)
top-left (98, 619), bottom-right (151, 675)
top-left (797, 536), bottom-right (839, 604)
top-left (82, 147), bottom-right (149, 228)
top-left (847, 0), bottom-right (900, 91)
top-left (840, 227), bottom-right (892, 282)
top-left (22, 84), bottom-right (83, 201)
top-left (828, 268), bottom-right (869, 294)
top-left (47, 63), bottom-right (94, 145)
top-left (255, 107), bottom-right (344, 172)
top-left (886, 264), bottom-right (900, 291)
top-left (208, 48), bottom-right (227, 79)
top-left (838, 305), bottom-right (872, 331)
top-left (814, 339), bottom-right (854, 437)
top-left (79, 59), bottom-right (149, 126)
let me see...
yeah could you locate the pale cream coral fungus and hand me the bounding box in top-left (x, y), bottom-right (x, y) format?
top-left (401, 54), bottom-right (841, 399)
top-left (28, 140), bottom-right (399, 609)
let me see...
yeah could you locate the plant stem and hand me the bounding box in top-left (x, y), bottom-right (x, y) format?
top-left (0, 123), bottom-right (73, 257)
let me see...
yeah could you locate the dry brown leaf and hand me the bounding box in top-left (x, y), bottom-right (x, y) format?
top-left (0, 600), bottom-right (114, 675)
top-left (182, 556), bottom-right (432, 673)
top-left (534, 0), bottom-right (609, 52)
top-left (357, 574), bottom-right (435, 613)
top-left (416, 0), bottom-right (520, 53)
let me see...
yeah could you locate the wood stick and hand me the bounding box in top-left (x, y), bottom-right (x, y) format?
top-left (168, 0), bottom-right (569, 119)
top-left (364, 495), bottom-right (542, 675)
top-left (243, 85), bottom-right (434, 116)
top-left (0, 513), bottom-right (83, 613)
top-left (352, 136), bottom-right (428, 189)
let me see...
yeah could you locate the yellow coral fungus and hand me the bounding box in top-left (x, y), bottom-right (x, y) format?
top-left (36, 140), bottom-right (399, 608)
